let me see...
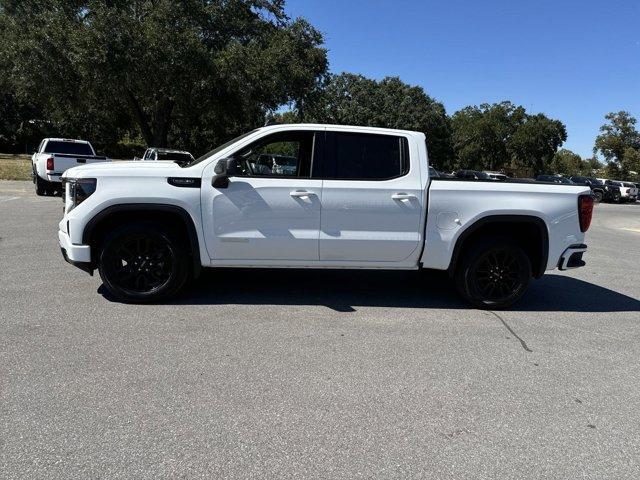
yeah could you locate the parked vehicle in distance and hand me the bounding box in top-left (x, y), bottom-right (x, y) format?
top-left (455, 170), bottom-right (491, 180)
top-left (32, 138), bottom-right (108, 196)
top-left (604, 180), bottom-right (638, 203)
top-left (428, 167), bottom-right (440, 178)
top-left (253, 154), bottom-right (298, 176)
top-left (621, 182), bottom-right (638, 202)
top-left (59, 124), bottom-right (593, 309)
top-left (137, 148), bottom-right (195, 165)
top-left (569, 176), bottom-right (611, 203)
top-left (483, 171), bottom-right (508, 181)
top-left (535, 175), bottom-right (575, 185)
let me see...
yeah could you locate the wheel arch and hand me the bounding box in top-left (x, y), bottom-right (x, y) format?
top-left (447, 215), bottom-right (549, 279)
top-left (83, 203), bottom-right (202, 278)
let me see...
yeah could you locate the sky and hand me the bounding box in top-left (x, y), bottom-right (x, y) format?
top-left (285, 0), bottom-right (640, 158)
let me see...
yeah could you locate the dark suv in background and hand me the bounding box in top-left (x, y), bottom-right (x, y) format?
top-left (569, 176), bottom-right (613, 203)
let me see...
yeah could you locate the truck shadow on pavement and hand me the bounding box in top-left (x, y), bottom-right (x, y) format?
top-left (102, 268), bottom-right (640, 312)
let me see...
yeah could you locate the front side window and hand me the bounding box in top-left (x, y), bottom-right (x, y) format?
top-left (326, 132), bottom-right (408, 180)
top-left (232, 131), bottom-right (314, 178)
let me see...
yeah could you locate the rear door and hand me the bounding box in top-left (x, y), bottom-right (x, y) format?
top-left (319, 131), bottom-right (423, 263)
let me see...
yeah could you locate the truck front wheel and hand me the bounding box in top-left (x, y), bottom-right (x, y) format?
top-left (98, 224), bottom-right (190, 303)
top-left (455, 238), bottom-right (531, 309)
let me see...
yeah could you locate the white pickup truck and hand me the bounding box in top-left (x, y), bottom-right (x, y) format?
top-left (58, 124), bottom-right (593, 308)
top-left (32, 138), bottom-right (108, 195)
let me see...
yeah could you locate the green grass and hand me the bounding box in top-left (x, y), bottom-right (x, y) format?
top-left (0, 154), bottom-right (32, 181)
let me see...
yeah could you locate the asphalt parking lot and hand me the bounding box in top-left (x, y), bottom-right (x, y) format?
top-left (1, 179), bottom-right (639, 479)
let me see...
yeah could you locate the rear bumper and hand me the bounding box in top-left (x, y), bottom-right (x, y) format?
top-left (59, 229), bottom-right (93, 274)
top-left (558, 244), bottom-right (587, 270)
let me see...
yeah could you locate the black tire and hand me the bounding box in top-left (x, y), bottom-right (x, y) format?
top-left (593, 190), bottom-right (603, 203)
top-left (35, 175), bottom-right (47, 196)
top-left (455, 238), bottom-right (532, 309)
top-left (98, 223), bottom-right (190, 303)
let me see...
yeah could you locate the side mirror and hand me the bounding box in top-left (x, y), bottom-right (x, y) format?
top-left (212, 158), bottom-right (239, 188)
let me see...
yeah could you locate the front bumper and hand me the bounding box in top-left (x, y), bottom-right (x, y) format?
top-left (558, 244), bottom-right (587, 270)
top-left (59, 229), bottom-right (93, 274)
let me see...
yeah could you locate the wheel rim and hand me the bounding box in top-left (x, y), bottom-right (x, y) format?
top-left (106, 234), bottom-right (174, 295)
top-left (470, 249), bottom-right (525, 303)
top-left (594, 191), bottom-right (603, 202)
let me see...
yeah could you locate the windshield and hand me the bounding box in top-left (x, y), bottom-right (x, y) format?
top-left (186, 130), bottom-right (259, 167)
top-left (44, 141), bottom-right (94, 156)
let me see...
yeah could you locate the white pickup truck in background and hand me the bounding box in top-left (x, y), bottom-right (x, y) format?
top-left (58, 124), bottom-right (593, 309)
top-left (32, 138), bottom-right (109, 195)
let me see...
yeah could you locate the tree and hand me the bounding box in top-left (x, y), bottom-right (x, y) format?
top-left (550, 149), bottom-right (602, 176)
top-left (451, 102), bottom-right (525, 171)
top-left (1, 0), bottom-right (327, 153)
top-left (551, 149), bottom-right (584, 175)
top-left (298, 73), bottom-right (454, 169)
top-left (594, 112), bottom-right (640, 177)
top-left (450, 101), bottom-right (566, 175)
top-left (507, 113), bottom-right (567, 174)
top-left (622, 147), bottom-right (640, 180)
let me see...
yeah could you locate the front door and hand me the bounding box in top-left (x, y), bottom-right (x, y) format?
top-left (202, 130), bottom-right (322, 262)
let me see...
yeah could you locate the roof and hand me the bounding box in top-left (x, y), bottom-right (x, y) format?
top-left (258, 123), bottom-right (425, 137)
top-left (148, 148), bottom-right (192, 154)
top-left (44, 138), bottom-right (91, 143)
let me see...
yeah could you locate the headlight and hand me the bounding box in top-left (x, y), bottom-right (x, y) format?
top-left (63, 178), bottom-right (97, 212)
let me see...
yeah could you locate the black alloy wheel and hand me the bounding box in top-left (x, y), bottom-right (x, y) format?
top-left (98, 224), bottom-right (189, 303)
top-left (456, 239), bottom-right (531, 309)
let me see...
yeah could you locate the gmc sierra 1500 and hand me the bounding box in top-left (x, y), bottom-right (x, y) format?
top-left (59, 124), bottom-right (593, 308)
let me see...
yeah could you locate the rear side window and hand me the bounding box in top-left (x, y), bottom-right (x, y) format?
top-left (325, 132), bottom-right (409, 180)
top-left (44, 141), bottom-right (94, 156)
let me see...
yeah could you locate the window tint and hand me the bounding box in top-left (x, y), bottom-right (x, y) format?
top-left (328, 132), bottom-right (408, 180)
top-left (233, 131), bottom-right (314, 178)
top-left (44, 141), bottom-right (94, 155)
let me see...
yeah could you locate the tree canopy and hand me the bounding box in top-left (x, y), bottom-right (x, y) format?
top-left (451, 102), bottom-right (567, 175)
top-left (1, 0), bottom-right (327, 154)
top-left (294, 73), bottom-right (453, 169)
top-left (594, 112), bottom-right (640, 179)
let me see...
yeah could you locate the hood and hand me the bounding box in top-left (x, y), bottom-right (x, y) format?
top-left (62, 160), bottom-right (182, 179)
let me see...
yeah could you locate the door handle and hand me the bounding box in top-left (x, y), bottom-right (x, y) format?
top-left (290, 190), bottom-right (316, 198)
top-left (391, 193), bottom-right (416, 200)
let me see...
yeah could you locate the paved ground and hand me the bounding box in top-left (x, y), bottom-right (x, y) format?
top-left (1, 180), bottom-right (639, 479)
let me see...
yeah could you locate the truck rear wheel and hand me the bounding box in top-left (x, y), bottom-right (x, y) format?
top-left (455, 238), bottom-right (531, 309)
top-left (98, 223), bottom-right (190, 303)
top-left (35, 175), bottom-right (47, 196)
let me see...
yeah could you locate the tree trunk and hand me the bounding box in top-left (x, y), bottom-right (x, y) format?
top-left (126, 91), bottom-right (173, 147)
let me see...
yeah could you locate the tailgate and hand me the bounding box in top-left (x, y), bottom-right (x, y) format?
top-left (53, 154), bottom-right (108, 170)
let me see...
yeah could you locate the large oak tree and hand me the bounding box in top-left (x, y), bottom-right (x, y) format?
top-left (1, 0), bottom-right (327, 153)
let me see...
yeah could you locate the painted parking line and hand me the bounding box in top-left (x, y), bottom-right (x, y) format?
top-left (621, 228), bottom-right (640, 233)
top-left (0, 196), bottom-right (20, 203)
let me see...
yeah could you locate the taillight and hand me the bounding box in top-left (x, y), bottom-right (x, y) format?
top-left (578, 194), bottom-right (594, 232)
top-left (46, 157), bottom-right (54, 170)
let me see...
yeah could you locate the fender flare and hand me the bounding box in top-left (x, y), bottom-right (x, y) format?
top-left (447, 215), bottom-right (549, 278)
top-left (82, 203), bottom-right (202, 278)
